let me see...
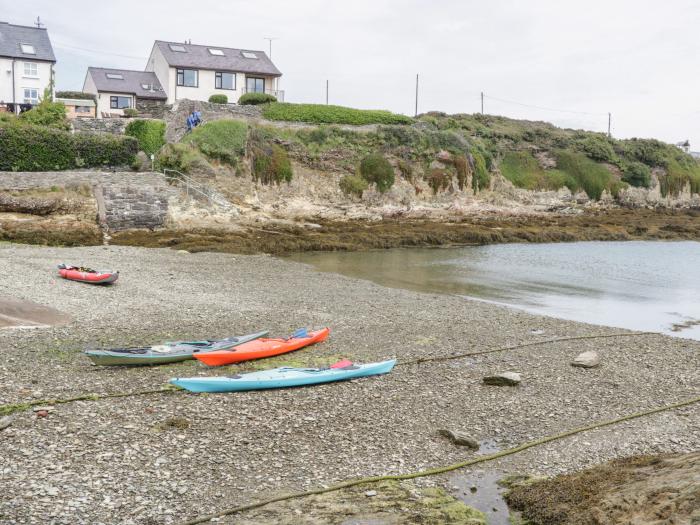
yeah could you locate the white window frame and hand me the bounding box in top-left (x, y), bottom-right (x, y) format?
top-left (23, 88), bottom-right (39, 104)
top-left (23, 62), bottom-right (38, 78)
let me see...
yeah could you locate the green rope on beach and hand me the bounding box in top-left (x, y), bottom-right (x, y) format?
top-left (399, 331), bottom-right (657, 366)
top-left (0, 385), bottom-right (179, 417)
top-left (176, 394), bottom-right (700, 525)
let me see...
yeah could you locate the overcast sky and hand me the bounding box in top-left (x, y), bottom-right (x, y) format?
top-left (4, 0), bottom-right (699, 148)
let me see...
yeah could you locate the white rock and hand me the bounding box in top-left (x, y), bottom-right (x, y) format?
top-left (572, 351), bottom-right (600, 368)
top-left (483, 372), bottom-right (522, 386)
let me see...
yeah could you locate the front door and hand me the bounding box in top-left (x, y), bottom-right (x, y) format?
top-left (246, 77), bottom-right (265, 93)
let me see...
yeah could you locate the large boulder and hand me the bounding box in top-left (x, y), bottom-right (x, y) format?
top-left (483, 372), bottom-right (522, 386)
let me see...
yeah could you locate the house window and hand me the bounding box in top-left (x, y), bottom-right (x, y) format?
top-left (169, 44), bottom-right (187, 52)
top-left (215, 72), bottom-right (235, 90)
top-left (246, 77), bottom-right (265, 93)
top-left (110, 96), bottom-right (131, 109)
top-left (23, 88), bottom-right (39, 104)
top-left (208, 48), bottom-right (225, 56)
top-left (176, 69), bottom-right (198, 87)
top-left (23, 62), bottom-right (38, 77)
top-left (106, 73), bottom-right (124, 80)
top-left (242, 51), bottom-right (257, 59)
top-left (75, 106), bottom-right (92, 114)
top-left (20, 43), bottom-right (35, 55)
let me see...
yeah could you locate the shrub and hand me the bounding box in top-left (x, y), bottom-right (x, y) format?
top-left (252, 144), bottom-right (293, 184)
top-left (621, 161), bottom-right (651, 188)
top-left (262, 103), bottom-right (413, 125)
top-left (181, 119), bottom-right (248, 166)
top-left (453, 155), bottom-right (469, 190)
top-left (359, 153), bottom-right (395, 193)
top-left (0, 122), bottom-right (137, 171)
top-left (56, 91), bottom-right (97, 103)
top-left (471, 151), bottom-right (490, 192)
top-left (397, 159), bottom-right (414, 180)
top-left (125, 119), bottom-right (166, 155)
top-left (573, 134), bottom-right (617, 163)
top-left (156, 143), bottom-right (211, 174)
top-left (339, 174), bottom-right (368, 197)
top-left (19, 96), bottom-right (69, 131)
top-left (427, 168), bottom-right (451, 194)
top-left (208, 94), bottom-right (228, 104)
top-left (554, 150), bottom-right (616, 200)
top-left (123, 108), bottom-right (138, 118)
top-left (239, 92), bottom-right (277, 105)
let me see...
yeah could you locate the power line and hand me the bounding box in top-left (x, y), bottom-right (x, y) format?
top-left (53, 40), bottom-right (146, 61)
top-left (482, 93), bottom-right (608, 117)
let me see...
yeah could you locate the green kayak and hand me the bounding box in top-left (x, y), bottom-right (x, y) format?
top-left (84, 330), bottom-right (269, 366)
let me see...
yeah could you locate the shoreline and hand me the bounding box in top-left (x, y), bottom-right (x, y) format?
top-left (0, 243), bottom-right (698, 524)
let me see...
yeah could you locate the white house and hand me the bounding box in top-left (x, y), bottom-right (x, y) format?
top-left (0, 20), bottom-right (56, 113)
top-left (82, 67), bottom-right (167, 118)
top-left (145, 40), bottom-right (283, 104)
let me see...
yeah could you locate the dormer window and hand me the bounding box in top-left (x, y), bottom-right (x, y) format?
top-left (242, 51), bottom-right (258, 59)
top-left (20, 43), bottom-right (35, 55)
top-left (169, 44), bottom-right (187, 52)
top-left (106, 73), bottom-right (124, 80)
top-left (208, 48), bottom-right (224, 56)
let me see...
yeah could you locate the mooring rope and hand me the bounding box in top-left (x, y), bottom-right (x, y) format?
top-left (398, 331), bottom-right (658, 366)
top-left (176, 394), bottom-right (700, 525)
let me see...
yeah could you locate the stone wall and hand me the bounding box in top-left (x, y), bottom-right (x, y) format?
top-left (165, 100), bottom-right (263, 142)
top-left (71, 118), bottom-right (129, 135)
top-left (136, 98), bottom-right (169, 119)
top-left (0, 171), bottom-right (176, 231)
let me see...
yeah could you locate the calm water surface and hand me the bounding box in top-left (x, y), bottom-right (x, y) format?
top-left (290, 241), bottom-right (700, 340)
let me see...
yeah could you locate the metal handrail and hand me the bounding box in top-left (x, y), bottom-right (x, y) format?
top-left (162, 169), bottom-right (233, 209)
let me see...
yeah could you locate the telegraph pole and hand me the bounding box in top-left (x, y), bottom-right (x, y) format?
top-left (414, 74), bottom-right (419, 117)
top-left (608, 112), bottom-right (612, 138)
top-left (481, 92), bottom-right (484, 115)
top-left (263, 37), bottom-right (278, 59)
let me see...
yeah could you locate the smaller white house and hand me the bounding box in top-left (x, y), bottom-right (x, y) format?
top-left (145, 40), bottom-right (283, 104)
top-left (0, 21), bottom-right (56, 113)
top-left (82, 67), bottom-right (167, 118)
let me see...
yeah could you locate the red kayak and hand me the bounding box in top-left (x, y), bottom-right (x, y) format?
top-left (194, 328), bottom-right (330, 366)
top-left (58, 264), bottom-right (119, 285)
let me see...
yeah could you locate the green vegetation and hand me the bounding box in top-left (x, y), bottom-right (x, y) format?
top-left (471, 150), bottom-right (490, 192)
top-left (55, 91), bottom-right (97, 103)
top-left (156, 143), bottom-right (211, 174)
top-left (499, 151), bottom-right (570, 190)
top-left (239, 92), bottom-right (277, 105)
top-left (122, 108), bottom-right (138, 118)
top-left (125, 119), bottom-right (166, 155)
top-left (262, 102), bottom-right (413, 125)
top-left (554, 150), bottom-right (623, 199)
top-left (621, 161), bottom-right (651, 188)
top-left (208, 94), bottom-right (228, 104)
top-left (0, 122), bottom-right (138, 171)
top-left (181, 119), bottom-right (248, 166)
top-left (359, 153), bottom-right (395, 193)
top-left (18, 93), bottom-right (69, 131)
top-left (252, 144), bottom-right (293, 184)
top-left (339, 174), bottom-right (369, 197)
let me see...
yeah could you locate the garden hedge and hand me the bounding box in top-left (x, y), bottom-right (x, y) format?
top-left (209, 94), bottom-right (228, 104)
top-left (0, 123), bottom-right (138, 171)
top-left (239, 93), bottom-right (276, 105)
top-left (262, 103), bottom-right (413, 125)
top-left (125, 119), bottom-right (166, 155)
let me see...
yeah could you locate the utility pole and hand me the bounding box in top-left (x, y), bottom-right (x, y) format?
top-left (608, 112), bottom-right (612, 138)
top-left (415, 74), bottom-right (419, 117)
top-left (325, 80), bottom-right (329, 105)
top-left (481, 92), bottom-right (484, 115)
top-left (263, 37), bottom-right (278, 59)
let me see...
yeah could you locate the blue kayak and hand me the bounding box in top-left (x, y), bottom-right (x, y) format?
top-left (170, 359), bottom-right (396, 393)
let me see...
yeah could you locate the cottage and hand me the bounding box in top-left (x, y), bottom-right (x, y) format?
top-left (82, 67), bottom-right (167, 118)
top-left (0, 20), bottom-right (56, 113)
top-left (145, 40), bottom-right (283, 104)
top-left (55, 97), bottom-right (96, 118)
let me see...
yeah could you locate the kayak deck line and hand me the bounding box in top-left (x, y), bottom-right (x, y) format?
top-left (175, 394), bottom-right (700, 525)
top-left (0, 330), bottom-right (660, 416)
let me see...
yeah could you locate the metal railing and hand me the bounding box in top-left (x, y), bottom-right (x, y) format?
top-left (240, 87), bottom-right (285, 102)
top-left (163, 169), bottom-right (234, 210)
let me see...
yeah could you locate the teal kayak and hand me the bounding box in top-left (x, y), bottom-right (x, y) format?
top-left (170, 359), bottom-right (396, 393)
top-left (84, 330), bottom-right (269, 366)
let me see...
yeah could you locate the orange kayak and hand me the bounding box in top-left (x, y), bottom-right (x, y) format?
top-left (194, 328), bottom-right (330, 367)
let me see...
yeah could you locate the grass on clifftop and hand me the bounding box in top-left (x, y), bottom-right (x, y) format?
top-left (262, 102), bottom-right (413, 125)
top-left (180, 119), bottom-right (248, 166)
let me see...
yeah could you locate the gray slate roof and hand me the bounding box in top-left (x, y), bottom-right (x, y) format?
top-left (86, 67), bottom-right (167, 99)
top-left (154, 40), bottom-right (281, 76)
top-left (0, 21), bottom-right (56, 61)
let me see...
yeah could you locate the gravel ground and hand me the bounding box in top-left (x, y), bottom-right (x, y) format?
top-left (0, 243), bottom-right (698, 524)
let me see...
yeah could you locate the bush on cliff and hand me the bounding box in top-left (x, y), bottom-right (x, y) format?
top-left (339, 174), bottom-right (368, 197)
top-left (181, 119), bottom-right (247, 166)
top-left (18, 96), bottom-right (69, 131)
top-left (156, 143), bottom-right (212, 174)
top-left (262, 102), bottom-right (413, 125)
top-left (208, 94), bottom-right (228, 104)
top-left (252, 144), bottom-right (293, 185)
top-left (621, 161), bottom-right (651, 188)
top-left (239, 93), bottom-right (276, 105)
top-left (359, 153), bottom-right (395, 193)
top-left (471, 151), bottom-right (490, 193)
top-left (125, 119), bottom-right (166, 155)
top-left (0, 122), bottom-right (138, 171)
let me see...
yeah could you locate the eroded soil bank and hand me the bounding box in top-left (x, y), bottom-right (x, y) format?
top-left (110, 208), bottom-right (700, 255)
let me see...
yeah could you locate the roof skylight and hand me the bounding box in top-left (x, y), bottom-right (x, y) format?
top-left (242, 51), bottom-right (258, 59)
top-left (208, 48), bottom-right (224, 56)
top-left (20, 43), bottom-right (36, 54)
top-left (169, 44), bottom-right (187, 52)
top-left (106, 73), bottom-right (124, 80)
